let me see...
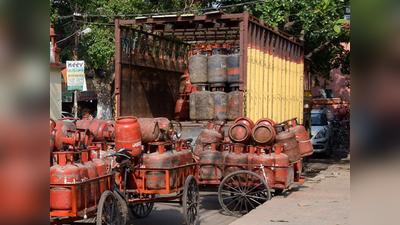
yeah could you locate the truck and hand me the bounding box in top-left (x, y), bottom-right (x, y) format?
top-left (114, 11), bottom-right (311, 139)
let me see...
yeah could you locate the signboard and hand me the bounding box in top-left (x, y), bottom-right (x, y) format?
top-left (66, 61), bottom-right (85, 91)
top-left (62, 92), bottom-right (73, 102)
top-left (61, 77), bottom-right (100, 102)
top-left (344, 7), bottom-right (350, 29)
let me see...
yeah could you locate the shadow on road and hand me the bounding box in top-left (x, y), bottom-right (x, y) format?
top-left (303, 148), bottom-right (349, 178)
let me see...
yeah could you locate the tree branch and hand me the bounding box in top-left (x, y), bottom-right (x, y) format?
top-left (306, 37), bottom-right (338, 59)
top-left (283, 21), bottom-right (298, 31)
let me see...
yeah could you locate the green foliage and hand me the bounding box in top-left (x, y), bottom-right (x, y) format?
top-left (50, 0), bottom-right (149, 71)
top-left (51, 0), bottom-right (350, 80)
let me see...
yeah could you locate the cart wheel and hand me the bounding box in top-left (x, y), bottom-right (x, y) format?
top-left (130, 194), bottom-right (154, 219)
top-left (218, 170), bottom-right (271, 217)
top-left (183, 175), bottom-right (199, 225)
top-left (113, 191), bottom-right (128, 224)
top-left (96, 190), bottom-right (122, 225)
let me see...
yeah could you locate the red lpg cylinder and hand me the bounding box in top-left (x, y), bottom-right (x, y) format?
top-left (221, 142), bottom-right (231, 162)
top-left (273, 144), bottom-right (289, 184)
top-left (194, 121), bottom-right (225, 156)
top-left (53, 120), bottom-right (78, 151)
top-left (76, 119), bottom-right (113, 142)
top-left (246, 145), bottom-right (256, 164)
top-left (89, 146), bottom-right (107, 195)
top-left (181, 140), bottom-right (193, 164)
top-left (75, 153), bottom-right (90, 209)
top-left (173, 141), bottom-right (186, 188)
top-left (115, 117), bottom-right (142, 156)
top-left (288, 120), bottom-right (313, 157)
top-left (179, 69), bottom-right (192, 94)
top-left (199, 143), bottom-right (223, 180)
top-left (223, 144), bottom-right (248, 177)
top-left (234, 117), bottom-right (255, 129)
top-left (251, 124), bottom-right (276, 146)
top-left (137, 118), bottom-right (162, 144)
top-left (81, 150), bottom-right (100, 204)
top-left (155, 117), bottom-right (171, 140)
top-left (255, 118), bottom-right (276, 127)
top-left (252, 147), bottom-right (275, 187)
top-left (91, 142), bottom-right (109, 157)
top-left (50, 153), bottom-right (82, 211)
top-left (275, 130), bottom-right (301, 163)
top-left (144, 143), bottom-right (179, 190)
top-left (174, 95), bottom-right (190, 121)
top-left (173, 141), bottom-right (186, 166)
top-left (228, 117), bottom-right (255, 144)
top-left (155, 117), bottom-right (170, 130)
top-left (228, 123), bottom-right (251, 144)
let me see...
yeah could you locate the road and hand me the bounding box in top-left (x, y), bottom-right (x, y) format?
top-left (126, 188), bottom-right (238, 225)
top-left (71, 148), bottom-right (348, 225)
top-left (125, 148), bottom-right (349, 225)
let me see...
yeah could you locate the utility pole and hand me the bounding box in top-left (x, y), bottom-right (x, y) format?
top-left (73, 3), bottom-right (79, 119)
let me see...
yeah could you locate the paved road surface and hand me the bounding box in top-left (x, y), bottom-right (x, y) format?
top-left (126, 188), bottom-right (238, 225)
top-left (71, 149), bottom-right (348, 225)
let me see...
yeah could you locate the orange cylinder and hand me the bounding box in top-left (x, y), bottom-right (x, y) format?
top-left (179, 69), bottom-right (192, 94)
top-left (223, 144), bottom-right (247, 177)
top-left (76, 119), bottom-right (113, 142)
top-left (251, 124), bottom-right (276, 146)
top-left (115, 117), bottom-right (142, 156)
top-left (50, 153), bottom-right (82, 211)
top-left (228, 123), bottom-right (251, 144)
top-left (273, 144), bottom-right (289, 184)
top-left (275, 130), bottom-right (301, 163)
top-left (255, 118), bottom-right (276, 127)
top-left (174, 95), bottom-right (189, 121)
top-left (252, 147), bottom-right (275, 187)
top-left (81, 150), bottom-right (99, 204)
top-left (75, 156), bottom-right (89, 209)
top-left (90, 147), bottom-right (107, 196)
top-left (144, 142), bottom-right (178, 190)
top-left (234, 117), bottom-right (255, 129)
top-left (290, 124), bottom-right (313, 157)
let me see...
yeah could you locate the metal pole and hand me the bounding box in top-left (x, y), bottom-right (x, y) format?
top-left (74, 3), bottom-right (79, 119)
top-left (74, 90), bottom-right (78, 119)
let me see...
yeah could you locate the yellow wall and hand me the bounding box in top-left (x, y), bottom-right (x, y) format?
top-left (246, 45), bottom-right (304, 124)
top-left (50, 67), bottom-right (62, 120)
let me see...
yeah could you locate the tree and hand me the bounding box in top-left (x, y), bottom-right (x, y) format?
top-left (51, 0), bottom-right (151, 119)
top-left (219, 0), bottom-right (350, 81)
top-left (51, 0), bottom-right (350, 119)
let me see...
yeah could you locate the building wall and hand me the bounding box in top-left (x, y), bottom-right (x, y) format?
top-left (50, 67), bottom-right (62, 120)
top-left (311, 43), bottom-right (350, 103)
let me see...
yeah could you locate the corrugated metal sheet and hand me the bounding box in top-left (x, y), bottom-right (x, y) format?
top-left (245, 22), bottom-right (304, 124)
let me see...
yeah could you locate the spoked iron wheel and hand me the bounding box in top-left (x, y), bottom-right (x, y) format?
top-left (96, 191), bottom-right (122, 225)
top-left (113, 191), bottom-right (128, 224)
top-left (183, 175), bottom-right (199, 225)
top-left (130, 194), bottom-right (154, 219)
top-left (218, 170), bottom-right (271, 217)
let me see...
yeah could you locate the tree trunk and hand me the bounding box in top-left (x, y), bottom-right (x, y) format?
top-left (93, 70), bottom-right (115, 120)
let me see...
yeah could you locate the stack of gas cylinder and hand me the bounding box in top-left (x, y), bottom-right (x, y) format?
top-left (50, 118), bottom-right (113, 212)
top-left (174, 43), bottom-right (242, 122)
top-left (196, 117), bottom-right (314, 186)
top-left (50, 115), bottom-right (195, 209)
top-left (141, 140), bottom-right (193, 190)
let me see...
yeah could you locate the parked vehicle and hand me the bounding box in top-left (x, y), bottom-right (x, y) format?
top-left (61, 111), bottom-right (75, 119)
top-left (310, 109), bottom-right (333, 156)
